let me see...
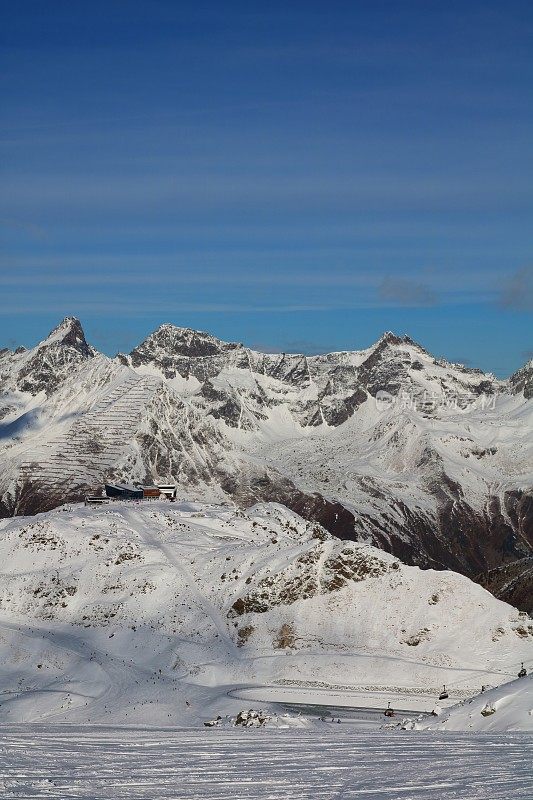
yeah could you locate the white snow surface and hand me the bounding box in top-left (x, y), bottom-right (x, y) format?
top-left (0, 501), bottom-right (531, 728)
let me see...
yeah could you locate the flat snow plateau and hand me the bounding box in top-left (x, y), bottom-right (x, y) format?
top-left (0, 725), bottom-right (532, 799)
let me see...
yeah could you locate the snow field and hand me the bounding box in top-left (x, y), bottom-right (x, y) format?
top-left (0, 725), bottom-right (531, 799)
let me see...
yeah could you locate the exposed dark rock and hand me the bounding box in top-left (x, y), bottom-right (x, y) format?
top-left (126, 324), bottom-right (242, 382)
top-left (509, 359), bottom-right (533, 399)
top-left (478, 557), bottom-right (533, 613)
top-left (228, 538), bottom-right (390, 617)
top-left (321, 547), bottom-right (388, 591)
top-left (356, 336), bottom-right (414, 395)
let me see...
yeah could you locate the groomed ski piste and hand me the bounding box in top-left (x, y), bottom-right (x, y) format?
top-left (0, 500), bottom-right (531, 798)
top-left (0, 725), bottom-right (532, 799)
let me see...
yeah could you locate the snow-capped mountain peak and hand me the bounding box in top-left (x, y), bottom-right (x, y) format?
top-left (119, 324), bottom-right (243, 381)
top-left (0, 316), bottom-right (96, 398)
top-left (44, 316), bottom-right (92, 355)
top-left (134, 323), bottom-right (240, 357)
top-left (375, 330), bottom-right (420, 348)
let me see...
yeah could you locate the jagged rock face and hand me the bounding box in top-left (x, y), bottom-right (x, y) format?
top-left (51, 317), bottom-right (93, 357)
top-left (0, 317), bottom-right (532, 612)
top-left (228, 540), bottom-right (391, 616)
top-left (250, 351), bottom-right (313, 389)
top-left (510, 359), bottom-right (533, 399)
top-left (312, 386), bottom-right (368, 427)
top-left (132, 324), bottom-right (238, 360)
top-left (504, 489), bottom-right (533, 542)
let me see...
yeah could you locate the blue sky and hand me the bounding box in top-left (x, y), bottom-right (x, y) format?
top-left (0, 0), bottom-right (531, 375)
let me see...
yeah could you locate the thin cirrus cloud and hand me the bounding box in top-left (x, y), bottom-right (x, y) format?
top-left (377, 277), bottom-right (439, 307)
top-left (498, 267), bottom-right (533, 312)
top-left (0, 257), bottom-right (500, 309)
top-left (3, 171), bottom-right (531, 215)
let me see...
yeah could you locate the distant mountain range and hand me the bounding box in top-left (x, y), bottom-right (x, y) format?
top-left (1, 317), bottom-right (531, 609)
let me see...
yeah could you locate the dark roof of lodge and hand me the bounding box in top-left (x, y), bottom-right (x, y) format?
top-left (105, 483), bottom-right (140, 492)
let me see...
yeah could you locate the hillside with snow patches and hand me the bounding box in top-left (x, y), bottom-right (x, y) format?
top-left (0, 317), bottom-right (532, 607)
top-left (0, 500), bottom-right (531, 727)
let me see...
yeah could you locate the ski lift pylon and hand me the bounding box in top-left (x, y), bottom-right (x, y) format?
top-left (384, 702), bottom-right (395, 718)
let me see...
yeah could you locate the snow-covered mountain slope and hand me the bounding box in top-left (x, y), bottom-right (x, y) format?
top-left (0, 320), bottom-right (234, 516)
top-left (0, 501), bottom-right (531, 726)
top-left (419, 674), bottom-right (533, 732)
top-left (1, 318), bottom-right (532, 604)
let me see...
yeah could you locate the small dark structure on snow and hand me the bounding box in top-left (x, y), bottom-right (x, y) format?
top-left (104, 483), bottom-right (143, 500)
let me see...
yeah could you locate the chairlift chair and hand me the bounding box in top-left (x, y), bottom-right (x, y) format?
top-left (439, 685), bottom-right (449, 700)
top-left (384, 702), bottom-right (395, 718)
top-left (518, 663), bottom-right (527, 678)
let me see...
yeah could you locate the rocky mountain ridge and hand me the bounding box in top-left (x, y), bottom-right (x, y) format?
top-left (0, 317), bottom-right (531, 609)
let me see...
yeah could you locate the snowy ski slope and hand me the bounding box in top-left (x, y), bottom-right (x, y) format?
top-left (0, 501), bottom-right (530, 727)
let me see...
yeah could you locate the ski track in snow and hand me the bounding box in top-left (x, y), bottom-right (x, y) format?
top-left (0, 726), bottom-right (531, 799)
